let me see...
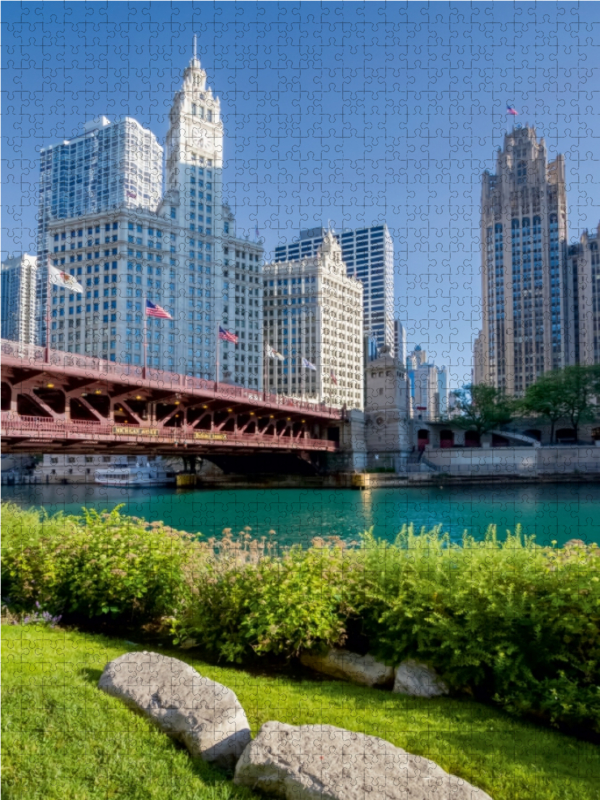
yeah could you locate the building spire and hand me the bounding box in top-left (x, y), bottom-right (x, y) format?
top-left (193, 34), bottom-right (197, 61)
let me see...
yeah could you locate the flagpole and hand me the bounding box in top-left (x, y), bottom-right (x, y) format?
top-left (45, 260), bottom-right (51, 363)
top-left (263, 344), bottom-right (267, 400)
top-left (142, 296), bottom-right (147, 379)
top-left (214, 318), bottom-right (219, 391)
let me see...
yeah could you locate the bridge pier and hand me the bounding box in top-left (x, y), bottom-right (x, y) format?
top-left (324, 409), bottom-right (367, 473)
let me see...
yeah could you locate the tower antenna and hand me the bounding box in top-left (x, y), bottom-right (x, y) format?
top-left (193, 34), bottom-right (197, 60)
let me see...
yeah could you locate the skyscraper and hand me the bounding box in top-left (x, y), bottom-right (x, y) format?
top-left (406, 346), bottom-right (448, 420)
top-left (36, 116), bottom-right (163, 345)
top-left (394, 319), bottom-right (407, 365)
top-left (477, 126), bottom-right (571, 395)
top-left (273, 225), bottom-right (395, 355)
top-left (1, 254), bottom-right (37, 344)
top-left (36, 49), bottom-right (263, 386)
top-left (567, 224), bottom-right (600, 366)
top-left (264, 232), bottom-right (364, 409)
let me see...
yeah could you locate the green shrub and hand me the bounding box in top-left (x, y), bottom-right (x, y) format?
top-left (2, 504), bottom-right (199, 620)
top-left (348, 526), bottom-right (600, 735)
top-left (2, 503), bottom-right (599, 736)
top-left (175, 541), bottom-right (355, 663)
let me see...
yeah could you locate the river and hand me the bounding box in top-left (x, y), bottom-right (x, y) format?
top-left (3, 481), bottom-right (599, 548)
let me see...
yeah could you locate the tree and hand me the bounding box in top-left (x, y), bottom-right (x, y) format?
top-left (520, 365), bottom-right (600, 444)
top-left (560, 365), bottom-right (600, 444)
top-left (519, 371), bottom-right (566, 444)
top-left (451, 384), bottom-right (515, 436)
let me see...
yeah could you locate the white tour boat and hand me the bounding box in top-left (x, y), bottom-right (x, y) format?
top-left (95, 456), bottom-right (177, 487)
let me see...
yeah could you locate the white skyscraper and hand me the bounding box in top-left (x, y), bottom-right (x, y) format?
top-left (1, 254), bottom-right (37, 344)
top-left (264, 231), bottom-right (364, 409)
top-left (37, 48), bottom-right (264, 386)
top-left (273, 224), bottom-right (395, 355)
top-left (36, 116), bottom-right (163, 344)
top-left (406, 346), bottom-right (448, 420)
top-left (163, 49), bottom-right (263, 384)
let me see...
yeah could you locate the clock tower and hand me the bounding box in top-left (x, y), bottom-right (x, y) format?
top-left (164, 41), bottom-right (225, 378)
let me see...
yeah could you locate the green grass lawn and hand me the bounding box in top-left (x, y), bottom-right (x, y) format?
top-left (2, 626), bottom-right (599, 800)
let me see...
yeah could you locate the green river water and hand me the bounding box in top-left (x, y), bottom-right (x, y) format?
top-left (3, 482), bottom-right (600, 547)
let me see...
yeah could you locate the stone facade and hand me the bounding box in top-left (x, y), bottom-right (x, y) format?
top-left (264, 232), bottom-right (364, 410)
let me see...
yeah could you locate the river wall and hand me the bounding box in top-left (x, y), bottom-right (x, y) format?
top-left (422, 445), bottom-right (600, 478)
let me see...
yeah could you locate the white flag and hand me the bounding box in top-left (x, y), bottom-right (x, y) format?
top-left (302, 357), bottom-right (317, 371)
top-left (49, 265), bottom-right (83, 293)
top-left (266, 344), bottom-right (284, 361)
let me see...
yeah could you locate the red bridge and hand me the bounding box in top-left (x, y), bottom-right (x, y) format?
top-left (1, 340), bottom-right (344, 471)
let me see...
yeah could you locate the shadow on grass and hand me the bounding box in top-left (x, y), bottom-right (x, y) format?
top-left (77, 665), bottom-right (257, 797)
top-left (80, 667), bottom-right (103, 684)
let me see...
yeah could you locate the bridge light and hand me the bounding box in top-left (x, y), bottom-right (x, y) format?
top-left (175, 400), bottom-right (180, 405)
top-left (202, 404), bottom-right (208, 409)
top-left (287, 417), bottom-right (291, 421)
top-left (302, 419), bottom-right (306, 423)
top-left (249, 412), bottom-right (254, 416)
top-left (46, 383), bottom-right (54, 388)
top-left (95, 390), bottom-right (102, 395)
top-left (270, 415), bottom-right (274, 419)
top-left (227, 408), bottom-right (232, 413)
top-left (135, 395), bottom-right (142, 400)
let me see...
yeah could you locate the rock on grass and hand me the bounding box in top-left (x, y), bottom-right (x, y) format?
top-left (234, 721), bottom-right (492, 799)
top-left (98, 651), bottom-right (250, 769)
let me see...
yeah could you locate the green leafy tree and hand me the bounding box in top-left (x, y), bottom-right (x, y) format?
top-left (452, 384), bottom-right (514, 436)
top-left (519, 371), bottom-right (567, 444)
top-left (560, 365), bottom-right (600, 443)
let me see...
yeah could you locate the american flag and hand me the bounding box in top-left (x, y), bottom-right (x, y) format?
top-left (506, 105), bottom-right (519, 116)
top-left (145, 299), bottom-right (172, 319)
top-left (219, 325), bottom-right (239, 344)
top-left (127, 190), bottom-right (137, 199)
top-left (330, 369), bottom-right (338, 385)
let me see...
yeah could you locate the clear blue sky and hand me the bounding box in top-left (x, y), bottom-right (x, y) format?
top-left (2, 1), bottom-right (599, 386)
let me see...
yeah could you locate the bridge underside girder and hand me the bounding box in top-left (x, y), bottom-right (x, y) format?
top-left (1, 345), bottom-right (343, 458)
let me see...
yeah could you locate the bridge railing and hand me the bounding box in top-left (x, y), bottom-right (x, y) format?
top-left (1, 339), bottom-right (342, 419)
top-left (1, 413), bottom-right (339, 451)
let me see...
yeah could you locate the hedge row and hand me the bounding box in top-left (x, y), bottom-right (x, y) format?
top-left (2, 502), bottom-right (599, 736)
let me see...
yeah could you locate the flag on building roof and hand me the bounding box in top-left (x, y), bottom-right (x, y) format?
top-left (302, 357), bottom-right (317, 371)
top-left (48, 265), bottom-right (83, 293)
top-left (127, 190), bottom-right (137, 199)
top-left (266, 344), bottom-right (284, 361)
top-left (330, 369), bottom-right (338, 385)
top-left (219, 326), bottom-right (239, 344)
top-left (506, 104), bottom-right (519, 116)
top-left (145, 299), bottom-right (172, 319)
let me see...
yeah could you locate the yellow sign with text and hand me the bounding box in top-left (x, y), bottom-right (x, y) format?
top-left (193, 432), bottom-right (228, 441)
top-left (113, 426), bottom-right (159, 436)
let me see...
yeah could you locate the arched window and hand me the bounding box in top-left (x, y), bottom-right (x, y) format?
top-left (522, 217), bottom-right (530, 229)
top-left (517, 161), bottom-right (527, 184)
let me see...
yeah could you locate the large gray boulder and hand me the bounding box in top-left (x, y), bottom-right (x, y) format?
top-left (394, 659), bottom-right (449, 698)
top-left (300, 648), bottom-right (394, 687)
top-left (234, 722), bottom-right (492, 799)
top-left (98, 651), bottom-right (250, 768)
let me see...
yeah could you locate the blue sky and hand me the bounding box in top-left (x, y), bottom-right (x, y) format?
top-left (2, 1), bottom-right (599, 386)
